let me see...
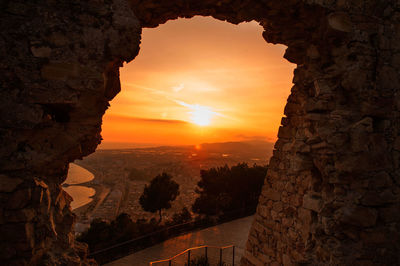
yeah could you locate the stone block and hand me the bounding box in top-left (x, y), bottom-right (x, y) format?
top-left (4, 209), bottom-right (35, 223)
top-left (290, 155), bottom-right (314, 172)
top-left (314, 79), bottom-right (332, 96)
top-left (30, 46), bottom-right (52, 57)
top-left (298, 208), bottom-right (312, 240)
top-left (282, 217), bottom-right (294, 227)
top-left (262, 244), bottom-right (275, 257)
top-left (0, 175), bottom-right (23, 193)
top-left (352, 117), bottom-right (373, 132)
top-left (283, 253), bottom-right (293, 266)
top-left (361, 190), bottom-right (396, 206)
top-left (272, 201), bottom-right (284, 212)
top-left (243, 250), bottom-right (265, 266)
top-left (360, 230), bottom-right (387, 245)
top-left (290, 194), bottom-right (303, 207)
top-left (328, 12), bottom-right (352, 32)
top-left (368, 172), bottom-right (392, 188)
top-left (335, 153), bottom-right (389, 173)
top-left (303, 194), bottom-right (322, 212)
top-left (7, 188), bottom-right (32, 210)
top-left (307, 45), bottom-right (320, 59)
top-left (379, 65), bottom-right (399, 91)
top-left (394, 136), bottom-right (400, 151)
top-left (305, 113), bottom-right (326, 121)
top-left (263, 188), bottom-right (281, 201)
top-left (257, 252), bottom-right (272, 264)
top-left (257, 205), bottom-right (268, 218)
top-left (339, 206), bottom-right (377, 227)
top-left (0, 243), bottom-right (16, 259)
top-left (48, 32), bottom-right (69, 46)
top-left (56, 190), bottom-right (72, 212)
top-left (0, 223), bottom-right (31, 242)
top-left (41, 62), bottom-right (81, 81)
top-left (253, 221), bottom-right (266, 233)
top-left (350, 130), bottom-right (369, 152)
top-left (327, 133), bottom-right (348, 147)
top-left (380, 204), bottom-right (400, 223)
top-left (271, 210), bottom-right (280, 221)
top-left (278, 126), bottom-right (292, 139)
top-left (305, 100), bottom-right (332, 112)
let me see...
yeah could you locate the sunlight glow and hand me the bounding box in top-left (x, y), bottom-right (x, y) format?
top-left (190, 105), bottom-right (214, 126)
top-left (101, 17), bottom-right (296, 146)
top-left (174, 100), bottom-right (221, 126)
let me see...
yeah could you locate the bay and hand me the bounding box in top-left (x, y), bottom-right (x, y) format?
top-left (64, 163), bottom-right (96, 210)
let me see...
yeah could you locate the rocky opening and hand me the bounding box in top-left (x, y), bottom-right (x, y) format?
top-left (1, 0), bottom-right (399, 265)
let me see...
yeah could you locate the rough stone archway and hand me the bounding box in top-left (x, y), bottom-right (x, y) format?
top-left (1, 0), bottom-right (399, 265)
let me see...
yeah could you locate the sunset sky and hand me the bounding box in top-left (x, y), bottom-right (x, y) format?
top-left (100, 16), bottom-right (295, 148)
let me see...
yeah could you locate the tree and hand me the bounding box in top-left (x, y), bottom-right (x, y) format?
top-left (139, 172), bottom-right (180, 222)
top-left (192, 163), bottom-right (267, 216)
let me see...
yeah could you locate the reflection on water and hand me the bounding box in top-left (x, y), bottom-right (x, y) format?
top-left (64, 163), bottom-right (96, 210)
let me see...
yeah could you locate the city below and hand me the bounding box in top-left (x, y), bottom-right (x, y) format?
top-left (63, 141), bottom-right (274, 233)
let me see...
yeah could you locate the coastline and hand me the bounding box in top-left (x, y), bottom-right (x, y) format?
top-left (63, 163), bottom-right (99, 211)
top-left (69, 162), bottom-right (111, 230)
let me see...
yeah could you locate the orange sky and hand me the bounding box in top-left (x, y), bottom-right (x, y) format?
top-left (100, 16), bottom-right (295, 148)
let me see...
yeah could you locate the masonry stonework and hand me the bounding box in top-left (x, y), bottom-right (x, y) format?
top-left (0, 0), bottom-right (399, 265)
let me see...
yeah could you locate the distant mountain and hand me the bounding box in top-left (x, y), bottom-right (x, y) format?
top-left (97, 142), bottom-right (161, 150)
top-left (98, 140), bottom-right (274, 154)
top-left (198, 140), bottom-right (273, 152)
top-left (195, 141), bottom-right (274, 160)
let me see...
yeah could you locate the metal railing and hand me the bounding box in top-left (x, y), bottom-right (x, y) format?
top-left (150, 245), bottom-right (235, 266)
top-left (88, 219), bottom-right (199, 264)
top-left (87, 208), bottom-right (254, 264)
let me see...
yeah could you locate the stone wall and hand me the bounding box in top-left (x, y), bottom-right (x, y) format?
top-left (0, 0), bottom-right (141, 264)
top-left (241, 1), bottom-right (400, 265)
top-left (0, 0), bottom-right (399, 265)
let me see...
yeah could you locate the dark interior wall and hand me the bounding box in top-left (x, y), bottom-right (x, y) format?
top-left (0, 0), bottom-right (399, 265)
top-left (0, 0), bottom-right (141, 264)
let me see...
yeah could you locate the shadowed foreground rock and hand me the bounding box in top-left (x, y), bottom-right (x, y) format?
top-left (1, 0), bottom-right (399, 265)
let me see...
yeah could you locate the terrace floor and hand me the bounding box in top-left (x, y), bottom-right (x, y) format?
top-left (106, 215), bottom-right (254, 265)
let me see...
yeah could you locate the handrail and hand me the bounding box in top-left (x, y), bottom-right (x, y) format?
top-left (89, 219), bottom-right (197, 256)
top-left (149, 245), bottom-right (234, 265)
top-left (150, 245), bottom-right (234, 265)
top-left (86, 207), bottom-right (253, 264)
top-left (88, 207), bottom-right (252, 257)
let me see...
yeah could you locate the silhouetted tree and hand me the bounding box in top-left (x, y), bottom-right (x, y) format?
top-left (192, 163), bottom-right (267, 216)
top-left (139, 172), bottom-right (180, 222)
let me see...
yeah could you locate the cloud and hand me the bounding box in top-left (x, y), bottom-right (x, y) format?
top-left (112, 97), bottom-right (153, 106)
top-left (173, 100), bottom-right (226, 117)
top-left (106, 114), bottom-right (188, 124)
top-left (123, 83), bottom-right (168, 96)
top-left (123, 82), bottom-right (184, 101)
top-left (202, 67), bottom-right (265, 74)
top-left (172, 83), bottom-right (184, 92)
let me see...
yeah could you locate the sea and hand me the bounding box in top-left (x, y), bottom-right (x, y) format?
top-left (63, 163), bottom-right (96, 210)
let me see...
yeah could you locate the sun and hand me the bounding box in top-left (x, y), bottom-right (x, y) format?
top-left (190, 105), bottom-right (213, 126)
top-left (174, 100), bottom-right (219, 126)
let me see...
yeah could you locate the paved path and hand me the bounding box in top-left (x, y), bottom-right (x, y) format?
top-left (106, 215), bottom-right (254, 266)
